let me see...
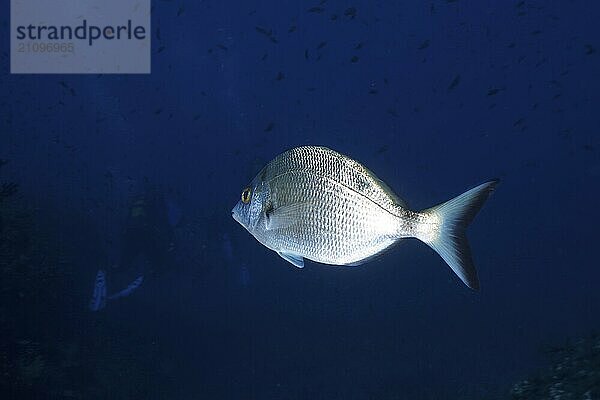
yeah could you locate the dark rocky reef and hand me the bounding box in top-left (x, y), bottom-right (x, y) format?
top-left (511, 334), bottom-right (600, 400)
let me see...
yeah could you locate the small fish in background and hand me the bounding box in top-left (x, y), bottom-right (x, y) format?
top-left (447, 74), bottom-right (461, 91)
top-left (255, 26), bottom-right (278, 43)
top-left (232, 146), bottom-right (498, 290)
top-left (368, 82), bottom-right (378, 94)
top-left (255, 26), bottom-right (271, 36)
top-left (264, 122), bottom-right (275, 132)
top-left (344, 7), bottom-right (357, 19)
top-left (584, 44), bottom-right (595, 55)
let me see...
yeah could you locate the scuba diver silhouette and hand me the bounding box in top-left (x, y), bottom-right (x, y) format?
top-left (90, 183), bottom-right (177, 311)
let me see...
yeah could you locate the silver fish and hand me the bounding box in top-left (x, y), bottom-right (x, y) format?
top-left (232, 146), bottom-right (497, 289)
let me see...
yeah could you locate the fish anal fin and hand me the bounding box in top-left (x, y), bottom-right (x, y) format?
top-left (278, 251), bottom-right (305, 268)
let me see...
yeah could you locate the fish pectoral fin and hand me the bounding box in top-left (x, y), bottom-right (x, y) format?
top-left (265, 203), bottom-right (310, 230)
top-left (278, 251), bottom-right (305, 268)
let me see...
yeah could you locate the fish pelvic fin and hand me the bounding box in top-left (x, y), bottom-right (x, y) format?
top-left (278, 251), bottom-right (305, 268)
top-left (417, 180), bottom-right (498, 290)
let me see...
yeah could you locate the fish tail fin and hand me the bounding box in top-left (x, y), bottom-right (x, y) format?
top-left (417, 180), bottom-right (498, 290)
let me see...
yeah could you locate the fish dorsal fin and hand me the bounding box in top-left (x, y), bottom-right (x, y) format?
top-left (265, 203), bottom-right (310, 230)
top-left (278, 251), bottom-right (305, 268)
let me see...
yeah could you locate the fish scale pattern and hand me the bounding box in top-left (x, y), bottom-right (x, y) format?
top-left (253, 146), bottom-right (408, 265)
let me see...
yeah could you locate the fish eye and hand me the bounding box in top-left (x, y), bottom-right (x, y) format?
top-left (241, 187), bottom-right (252, 204)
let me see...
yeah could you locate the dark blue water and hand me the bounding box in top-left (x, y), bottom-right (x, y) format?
top-left (1, 1), bottom-right (599, 399)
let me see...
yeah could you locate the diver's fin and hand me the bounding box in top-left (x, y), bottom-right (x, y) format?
top-left (419, 180), bottom-right (498, 290)
top-left (265, 203), bottom-right (310, 230)
top-left (107, 275), bottom-right (144, 300)
top-left (89, 270), bottom-right (107, 312)
top-left (278, 251), bottom-right (305, 268)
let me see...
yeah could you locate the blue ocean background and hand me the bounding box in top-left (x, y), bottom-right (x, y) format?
top-left (1, 1), bottom-right (599, 399)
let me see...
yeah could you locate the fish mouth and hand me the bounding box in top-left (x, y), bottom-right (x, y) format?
top-left (231, 207), bottom-right (240, 224)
